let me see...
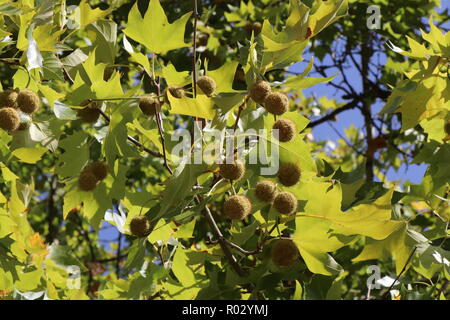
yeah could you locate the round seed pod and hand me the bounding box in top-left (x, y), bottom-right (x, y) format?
top-left (167, 86), bottom-right (185, 98)
top-left (245, 22), bottom-right (262, 36)
top-left (0, 89), bottom-right (19, 108)
top-left (17, 89), bottom-right (40, 114)
top-left (0, 107), bottom-right (20, 131)
top-left (130, 215), bottom-right (152, 238)
top-left (139, 95), bottom-right (160, 116)
top-left (273, 191), bottom-right (298, 215)
top-left (197, 75), bottom-right (217, 96)
top-left (264, 92), bottom-right (289, 115)
top-left (223, 195), bottom-right (252, 220)
top-left (255, 180), bottom-right (277, 203)
top-left (164, 86), bottom-right (185, 105)
top-left (273, 119), bottom-right (296, 142)
top-left (78, 171), bottom-right (98, 191)
top-left (445, 121), bottom-right (450, 135)
top-left (271, 239), bottom-right (299, 267)
top-left (77, 107), bottom-right (101, 123)
top-left (277, 163), bottom-right (301, 187)
top-left (249, 80), bottom-right (271, 104)
top-left (219, 161), bottom-right (246, 181)
top-left (86, 161), bottom-right (108, 181)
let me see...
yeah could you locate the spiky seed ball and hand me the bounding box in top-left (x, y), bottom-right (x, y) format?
top-left (168, 86), bottom-right (185, 98)
top-left (277, 163), bottom-right (301, 187)
top-left (264, 92), bottom-right (289, 115)
top-left (0, 89), bottom-right (19, 108)
top-left (219, 161), bottom-right (246, 181)
top-left (445, 121), bottom-right (450, 135)
top-left (130, 215), bottom-right (152, 238)
top-left (273, 119), bottom-right (296, 142)
top-left (197, 76), bottom-right (217, 96)
top-left (223, 195), bottom-right (252, 220)
top-left (255, 180), bottom-right (277, 203)
top-left (273, 191), bottom-right (298, 215)
top-left (139, 95), bottom-right (160, 116)
top-left (77, 107), bottom-right (101, 123)
top-left (249, 80), bottom-right (271, 104)
top-left (0, 107), bottom-right (20, 131)
top-left (86, 161), bottom-right (108, 181)
top-left (252, 22), bottom-right (262, 35)
top-left (16, 89), bottom-right (40, 114)
top-left (271, 239), bottom-right (299, 267)
top-left (78, 171), bottom-right (98, 191)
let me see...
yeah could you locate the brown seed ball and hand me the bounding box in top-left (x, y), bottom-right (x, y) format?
top-left (16, 89), bottom-right (40, 114)
top-left (223, 195), bottom-right (252, 220)
top-left (249, 80), bottom-right (271, 104)
top-left (78, 171), bottom-right (98, 191)
top-left (139, 95), bottom-right (160, 116)
top-left (0, 107), bottom-right (20, 131)
top-left (77, 108), bottom-right (101, 123)
top-left (130, 215), bottom-right (152, 238)
top-left (219, 161), bottom-right (246, 181)
top-left (86, 161), bottom-right (108, 181)
top-left (271, 239), bottom-right (299, 267)
top-left (255, 180), bottom-right (277, 203)
top-left (264, 92), bottom-right (289, 115)
top-left (0, 89), bottom-right (19, 108)
top-left (167, 86), bottom-right (185, 98)
top-left (445, 121), bottom-right (450, 135)
top-left (277, 163), bottom-right (301, 187)
top-left (197, 75), bottom-right (217, 96)
top-left (273, 191), bottom-right (298, 215)
top-left (253, 22), bottom-right (262, 34)
top-left (273, 119), bottom-right (296, 142)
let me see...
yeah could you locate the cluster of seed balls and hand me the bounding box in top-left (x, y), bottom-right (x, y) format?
top-left (0, 89), bottom-right (40, 132)
top-left (250, 80), bottom-right (297, 143)
top-left (220, 161), bottom-right (300, 219)
top-left (220, 159), bottom-right (301, 268)
top-left (216, 80), bottom-right (302, 268)
top-left (78, 161), bottom-right (109, 191)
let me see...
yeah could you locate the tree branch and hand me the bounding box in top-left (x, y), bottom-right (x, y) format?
top-left (381, 246), bottom-right (418, 300)
top-left (307, 99), bottom-right (359, 128)
top-left (195, 195), bottom-right (248, 277)
top-left (192, 0), bottom-right (199, 98)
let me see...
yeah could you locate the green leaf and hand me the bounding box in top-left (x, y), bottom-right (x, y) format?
top-left (168, 91), bottom-right (216, 120)
top-left (12, 147), bottom-right (47, 164)
top-left (292, 280), bottom-right (303, 300)
top-left (172, 246), bottom-right (197, 287)
top-left (69, 0), bottom-right (110, 28)
top-left (353, 225), bottom-right (429, 275)
top-left (123, 0), bottom-right (191, 54)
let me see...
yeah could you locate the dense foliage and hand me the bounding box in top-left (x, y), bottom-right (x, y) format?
top-left (0, 0), bottom-right (449, 300)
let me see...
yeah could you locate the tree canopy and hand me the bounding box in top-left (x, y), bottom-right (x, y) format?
top-left (0, 0), bottom-right (449, 300)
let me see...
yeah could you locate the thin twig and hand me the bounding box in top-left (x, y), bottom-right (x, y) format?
top-left (195, 194), bottom-right (247, 277)
top-left (192, 0), bottom-right (199, 98)
top-left (381, 246), bottom-right (418, 300)
top-left (307, 99), bottom-right (359, 128)
top-left (233, 96), bottom-right (249, 132)
top-left (153, 76), bottom-right (173, 174)
top-left (115, 232), bottom-right (122, 275)
top-left (97, 108), bottom-right (163, 158)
